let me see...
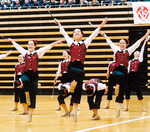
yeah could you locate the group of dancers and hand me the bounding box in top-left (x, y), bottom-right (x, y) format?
top-left (1, 17), bottom-right (150, 122)
top-left (102, 32), bottom-right (149, 118)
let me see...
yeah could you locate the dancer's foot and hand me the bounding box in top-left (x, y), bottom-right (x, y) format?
top-left (55, 106), bottom-right (61, 111)
top-left (123, 107), bottom-right (129, 111)
top-left (103, 105), bottom-right (109, 109)
top-left (28, 115), bottom-right (32, 122)
top-left (61, 112), bottom-right (70, 117)
top-left (116, 110), bottom-right (120, 118)
top-left (11, 108), bottom-right (18, 111)
top-left (92, 114), bottom-right (96, 118)
top-left (142, 107), bottom-right (146, 112)
top-left (70, 111), bottom-right (77, 122)
top-left (122, 104), bottom-right (126, 109)
top-left (91, 115), bottom-right (100, 120)
top-left (77, 107), bottom-right (81, 111)
top-left (20, 111), bottom-right (29, 115)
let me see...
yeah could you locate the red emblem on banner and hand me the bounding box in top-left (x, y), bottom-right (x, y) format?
top-left (137, 6), bottom-right (149, 20)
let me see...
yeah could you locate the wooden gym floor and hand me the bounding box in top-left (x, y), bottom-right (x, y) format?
top-left (0, 95), bottom-right (150, 132)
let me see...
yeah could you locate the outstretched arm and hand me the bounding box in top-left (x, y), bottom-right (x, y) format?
top-left (139, 37), bottom-right (149, 62)
top-left (97, 18), bottom-right (108, 31)
top-left (8, 38), bottom-right (27, 56)
top-left (128, 31), bottom-right (150, 56)
top-left (100, 31), bottom-right (119, 53)
top-left (0, 50), bottom-right (12, 60)
top-left (54, 18), bottom-right (73, 47)
top-left (6, 50), bottom-right (12, 57)
top-left (37, 39), bottom-right (64, 58)
top-left (85, 18), bottom-right (108, 48)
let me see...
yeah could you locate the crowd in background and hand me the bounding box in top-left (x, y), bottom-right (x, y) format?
top-left (0, 0), bottom-right (144, 10)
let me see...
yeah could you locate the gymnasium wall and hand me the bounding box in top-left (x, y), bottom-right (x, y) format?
top-left (0, 6), bottom-right (149, 95)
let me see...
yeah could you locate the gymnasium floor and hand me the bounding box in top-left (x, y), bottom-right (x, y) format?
top-left (0, 95), bottom-right (149, 132)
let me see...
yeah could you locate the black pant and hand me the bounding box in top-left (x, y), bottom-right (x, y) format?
top-left (21, 70), bottom-right (38, 108)
top-left (14, 87), bottom-right (26, 103)
top-left (58, 93), bottom-right (73, 106)
top-left (14, 76), bottom-right (26, 103)
top-left (67, 61), bottom-right (85, 104)
top-left (107, 74), bottom-right (116, 100)
top-left (125, 72), bottom-right (143, 100)
top-left (113, 66), bottom-right (127, 103)
top-left (87, 90), bottom-right (104, 110)
top-left (58, 73), bottom-right (73, 105)
top-left (61, 73), bottom-right (73, 83)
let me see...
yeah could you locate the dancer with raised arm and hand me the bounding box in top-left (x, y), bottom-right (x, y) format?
top-left (124, 37), bottom-right (149, 112)
top-left (100, 31), bottom-right (150, 118)
top-left (8, 38), bottom-right (63, 122)
top-left (54, 17), bottom-right (107, 122)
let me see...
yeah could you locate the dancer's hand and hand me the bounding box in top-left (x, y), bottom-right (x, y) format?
top-left (145, 37), bottom-right (150, 42)
top-left (98, 17), bottom-right (108, 30)
top-left (145, 31), bottom-right (150, 38)
top-left (54, 78), bottom-right (57, 86)
top-left (101, 17), bottom-right (108, 27)
top-left (99, 31), bottom-right (105, 37)
top-left (7, 38), bottom-right (15, 43)
top-left (54, 18), bottom-right (60, 26)
top-left (7, 38), bottom-right (12, 42)
top-left (56, 39), bottom-right (66, 44)
top-left (38, 83), bottom-right (41, 88)
top-left (17, 85), bottom-right (22, 88)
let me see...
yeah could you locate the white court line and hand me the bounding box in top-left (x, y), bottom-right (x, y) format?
top-left (74, 116), bottom-right (150, 132)
top-left (0, 115), bottom-right (59, 117)
top-left (0, 115), bottom-right (144, 118)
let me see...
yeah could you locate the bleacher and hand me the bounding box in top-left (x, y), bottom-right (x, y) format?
top-left (0, 5), bottom-right (149, 94)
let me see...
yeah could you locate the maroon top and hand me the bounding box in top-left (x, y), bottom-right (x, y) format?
top-left (61, 60), bottom-right (70, 74)
top-left (15, 62), bottom-right (25, 76)
top-left (25, 52), bottom-right (39, 72)
top-left (115, 50), bottom-right (129, 68)
top-left (129, 59), bottom-right (141, 72)
top-left (84, 78), bottom-right (102, 90)
top-left (70, 43), bottom-right (87, 63)
top-left (109, 61), bottom-right (116, 75)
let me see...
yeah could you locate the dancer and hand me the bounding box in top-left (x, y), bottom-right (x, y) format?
top-left (57, 82), bottom-right (74, 117)
top-left (54, 50), bottom-right (73, 112)
top-left (103, 55), bottom-right (116, 109)
top-left (103, 56), bottom-right (126, 109)
top-left (11, 54), bottom-right (28, 115)
top-left (8, 38), bottom-right (64, 122)
top-left (124, 37), bottom-right (149, 112)
top-left (54, 17), bottom-right (107, 122)
top-left (100, 31), bottom-right (150, 118)
top-left (82, 78), bottom-right (108, 120)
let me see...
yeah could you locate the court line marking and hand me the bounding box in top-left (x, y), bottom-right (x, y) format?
top-left (0, 115), bottom-right (145, 118)
top-left (74, 116), bottom-right (150, 132)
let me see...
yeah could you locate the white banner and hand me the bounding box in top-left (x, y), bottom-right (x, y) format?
top-left (132, 2), bottom-right (150, 24)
